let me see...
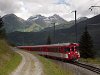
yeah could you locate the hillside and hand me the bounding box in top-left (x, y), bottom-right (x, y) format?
top-left (0, 39), bottom-right (22, 75)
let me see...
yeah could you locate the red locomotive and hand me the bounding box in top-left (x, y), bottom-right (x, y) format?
top-left (17, 43), bottom-right (80, 61)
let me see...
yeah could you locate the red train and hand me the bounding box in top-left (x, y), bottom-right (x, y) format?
top-left (17, 43), bottom-right (80, 61)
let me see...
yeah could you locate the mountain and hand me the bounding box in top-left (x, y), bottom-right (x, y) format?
top-left (77, 17), bottom-right (88, 22)
top-left (2, 14), bottom-right (43, 33)
top-left (2, 14), bottom-right (88, 33)
top-left (48, 14), bottom-right (67, 24)
top-left (41, 17), bottom-right (88, 31)
top-left (27, 14), bottom-right (68, 28)
top-left (2, 14), bottom-right (26, 33)
top-left (2, 14), bottom-right (69, 33)
top-left (27, 15), bottom-right (48, 28)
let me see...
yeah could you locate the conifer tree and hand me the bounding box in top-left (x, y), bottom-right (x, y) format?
top-left (0, 17), bottom-right (3, 28)
top-left (79, 26), bottom-right (95, 58)
top-left (46, 35), bottom-right (51, 45)
top-left (0, 17), bottom-right (5, 38)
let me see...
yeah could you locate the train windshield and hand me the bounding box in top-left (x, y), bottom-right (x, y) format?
top-left (75, 46), bottom-right (79, 51)
top-left (64, 47), bottom-right (70, 52)
top-left (71, 47), bottom-right (74, 51)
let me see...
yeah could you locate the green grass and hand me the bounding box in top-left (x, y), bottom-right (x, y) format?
top-left (34, 53), bottom-right (73, 75)
top-left (0, 53), bottom-right (22, 75)
top-left (0, 39), bottom-right (22, 75)
top-left (79, 58), bottom-right (100, 64)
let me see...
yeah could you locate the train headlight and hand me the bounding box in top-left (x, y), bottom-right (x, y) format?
top-left (65, 54), bottom-right (68, 58)
top-left (77, 52), bottom-right (80, 57)
top-left (75, 52), bottom-right (78, 53)
top-left (68, 53), bottom-right (70, 54)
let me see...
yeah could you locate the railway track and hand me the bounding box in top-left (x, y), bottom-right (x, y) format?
top-left (42, 56), bottom-right (100, 74)
top-left (71, 61), bottom-right (100, 74)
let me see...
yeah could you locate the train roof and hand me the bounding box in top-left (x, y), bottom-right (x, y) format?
top-left (17, 43), bottom-right (79, 48)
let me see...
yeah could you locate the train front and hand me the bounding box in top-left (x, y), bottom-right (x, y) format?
top-left (65, 43), bottom-right (80, 61)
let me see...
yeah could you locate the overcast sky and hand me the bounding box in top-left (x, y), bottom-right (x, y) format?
top-left (0, 0), bottom-right (100, 21)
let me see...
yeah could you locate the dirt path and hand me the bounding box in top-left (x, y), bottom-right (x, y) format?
top-left (11, 49), bottom-right (43, 75)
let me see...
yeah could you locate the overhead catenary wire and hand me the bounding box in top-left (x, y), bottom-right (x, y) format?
top-left (88, 0), bottom-right (100, 15)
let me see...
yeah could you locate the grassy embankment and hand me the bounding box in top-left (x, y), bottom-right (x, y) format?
top-left (34, 53), bottom-right (74, 75)
top-left (0, 40), bottom-right (22, 75)
top-left (79, 58), bottom-right (100, 64)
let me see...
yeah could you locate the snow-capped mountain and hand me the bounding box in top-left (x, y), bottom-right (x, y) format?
top-left (27, 14), bottom-right (68, 28)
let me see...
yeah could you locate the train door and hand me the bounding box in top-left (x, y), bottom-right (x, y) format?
top-left (64, 47), bottom-right (70, 59)
top-left (60, 46), bottom-right (64, 60)
top-left (45, 47), bottom-right (48, 57)
top-left (43, 47), bottom-right (46, 56)
top-left (40, 47), bottom-right (43, 56)
top-left (28, 47), bottom-right (32, 51)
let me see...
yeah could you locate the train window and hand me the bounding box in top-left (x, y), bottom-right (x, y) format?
top-left (53, 48), bottom-right (58, 52)
top-left (48, 47), bottom-right (59, 52)
top-left (71, 47), bottom-right (74, 51)
top-left (64, 47), bottom-right (70, 52)
top-left (33, 47), bottom-right (41, 51)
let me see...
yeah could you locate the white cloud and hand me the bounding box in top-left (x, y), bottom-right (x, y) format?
top-left (0, 0), bottom-right (100, 20)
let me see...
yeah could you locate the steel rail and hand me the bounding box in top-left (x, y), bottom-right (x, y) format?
top-left (71, 61), bottom-right (100, 74)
